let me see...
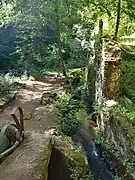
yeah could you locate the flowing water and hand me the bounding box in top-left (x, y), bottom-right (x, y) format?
top-left (74, 126), bottom-right (114, 180)
top-left (86, 142), bottom-right (113, 180)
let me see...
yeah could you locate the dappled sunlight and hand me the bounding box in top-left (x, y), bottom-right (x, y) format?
top-left (24, 81), bottom-right (52, 91)
top-left (23, 79), bottom-right (63, 93)
top-left (44, 128), bottom-right (56, 136)
top-left (0, 77), bottom-right (60, 134)
top-left (1, 0), bottom-right (135, 178)
top-left (42, 86), bottom-right (63, 93)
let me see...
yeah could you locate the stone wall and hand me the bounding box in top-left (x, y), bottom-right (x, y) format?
top-left (103, 38), bottom-right (122, 100)
top-left (0, 133), bottom-right (93, 180)
top-left (87, 38), bottom-right (122, 109)
top-left (101, 106), bottom-right (135, 179)
top-left (49, 136), bottom-right (93, 180)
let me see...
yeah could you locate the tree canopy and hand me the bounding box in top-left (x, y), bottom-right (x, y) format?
top-left (0, 0), bottom-right (135, 74)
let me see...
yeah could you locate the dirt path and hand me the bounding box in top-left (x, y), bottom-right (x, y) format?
top-left (0, 76), bottom-right (63, 180)
top-left (0, 76), bottom-right (63, 132)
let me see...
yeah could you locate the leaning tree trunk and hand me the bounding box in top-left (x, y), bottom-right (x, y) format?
top-left (55, 0), bottom-right (66, 76)
top-left (114, 0), bottom-right (121, 40)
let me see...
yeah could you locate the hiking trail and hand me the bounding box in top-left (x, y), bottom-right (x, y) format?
top-left (0, 76), bottom-right (63, 180)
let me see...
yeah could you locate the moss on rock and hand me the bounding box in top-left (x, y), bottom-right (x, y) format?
top-left (49, 136), bottom-right (93, 180)
top-left (101, 105), bottom-right (135, 179)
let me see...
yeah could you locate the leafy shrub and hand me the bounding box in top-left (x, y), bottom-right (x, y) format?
top-left (0, 73), bottom-right (21, 95)
top-left (70, 166), bottom-right (94, 180)
top-left (119, 51), bottom-right (135, 124)
top-left (64, 69), bottom-right (87, 93)
top-left (0, 72), bottom-right (34, 96)
top-left (43, 69), bottom-right (89, 137)
top-left (59, 115), bottom-right (79, 136)
top-left (75, 109), bottom-right (88, 124)
top-left (0, 75), bottom-right (11, 95)
top-left (104, 96), bottom-right (135, 125)
top-left (124, 159), bottom-right (135, 170)
top-left (54, 92), bottom-right (83, 136)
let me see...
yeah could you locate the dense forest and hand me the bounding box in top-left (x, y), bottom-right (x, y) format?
top-left (0, 0), bottom-right (135, 180)
top-left (0, 0), bottom-right (134, 76)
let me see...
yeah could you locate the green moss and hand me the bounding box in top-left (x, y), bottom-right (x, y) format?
top-left (121, 59), bottom-right (135, 103)
top-left (126, 130), bottom-right (135, 143)
top-left (103, 105), bottom-right (135, 178)
top-left (28, 135), bottom-right (94, 180)
top-left (102, 141), bottom-right (122, 159)
top-left (66, 150), bottom-right (87, 166)
top-left (53, 136), bottom-right (93, 180)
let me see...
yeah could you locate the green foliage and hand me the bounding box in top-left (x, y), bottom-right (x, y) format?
top-left (124, 160), bottom-right (135, 170)
top-left (82, 0), bottom-right (135, 38)
top-left (54, 92), bottom-right (83, 136)
top-left (75, 109), bottom-right (88, 124)
top-left (0, 25), bottom-right (18, 71)
top-left (0, 0), bottom-right (135, 76)
top-left (0, 73), bottom-right (33, 96)
top-left (70, 69), bottom-right (87, 85)
top-left (94, 133), bottom-right (104, 145)
top-left (121, 58), bottom-right (135, 103)
top-left (0, 75), bottom-right (11, 95)
top-left (0, 0), bottom-right (83, 74)
top-left (0, 74), bottom-right (21, 95)
top-left (41, 92), bottom-right (58, 105)
top-left (104, 96), bottom-right (135, 125)
top-left (12, 0), bottom-right (86, 73)
top-left (113, 175), bottom-right (122, 180)
top-left (118, 50), bottom-right (135, 125)
top-left (64, 69), bottom-right (87, 92)
top-left (50, 69), bottom-right (88, 136)
top-left (70, 166), bottom-right (93, 180)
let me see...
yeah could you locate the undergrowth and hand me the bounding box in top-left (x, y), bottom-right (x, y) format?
top-left (54, 92), bottom-right (85, 136)
top-left (42, 69), bottom-right (89, 137)
top-left (70, 166), bottom-right (94, 180)
top-left (121, 55), bottom-right (135, 103)
top-left (54, 68), bottom-right (87, 136)
top-left (104, 96), bottom-right (135, 126)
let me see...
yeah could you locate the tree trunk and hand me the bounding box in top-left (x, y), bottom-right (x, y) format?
top-left (114, 0), bottom-right (121, 40)
top-left (55, 0), bottom-right (66, 76)
top-left (57, 22), bottom-right (67, 76)
top-left (87, 19), bottom-right (104, 108)
top-left (95, 19), bottom-right (104, 104)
